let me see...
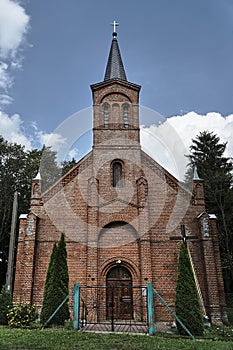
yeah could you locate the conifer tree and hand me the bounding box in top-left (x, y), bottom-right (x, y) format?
top-left (40, 243), bottom-right (57, 324)
top-left (185, 131), bottom-right (233, 293)
top-left (40, 233), bottom-right (70, 326)
top-left (40, 145), bottom-right (60, 192)
top-left (175, 242), bottom-right (204, 336)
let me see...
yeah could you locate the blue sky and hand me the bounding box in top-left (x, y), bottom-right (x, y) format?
top-left (0, 0), bottom-right (233, 179)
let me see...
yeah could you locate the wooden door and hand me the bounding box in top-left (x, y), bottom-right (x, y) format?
top-left (106, 266), bottom-right (133, 320)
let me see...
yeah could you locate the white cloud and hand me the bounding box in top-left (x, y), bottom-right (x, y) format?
top-left (0, 93), bottom-right (13, 106)
top-left (168, 112), bottom-right (233, 159)
top-left (0, 112), bottom-right (67, 153)
top-left (141, 112), bottom-right (233, 180)
top-left (0, 60), bottom-right (13, 107)
top-left (1, 109), bottom-right (232, 180)
top-left (0, 111), bottom-right (32, 149)
top-left (68, 148), bottom-right (79, 160)
top-left (0, 0), bottom-right (30, 58)
top-left (0, 0), bottom-right (30, 107)
top-left (37, 131), bottom-right (67, 153)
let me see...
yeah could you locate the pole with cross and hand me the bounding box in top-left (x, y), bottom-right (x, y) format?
top-left (170, 224), bottom-right (207, 317)
top-left (170, 223), bottom-right (198, 245)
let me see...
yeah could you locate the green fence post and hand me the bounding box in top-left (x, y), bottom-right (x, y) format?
top-left (152, 287), bottom-right (195, 340)
top-left (42, 289), bottom-right (73, 329)
top-left (147, 282), bottom-right (156, 335)
top-left (73, 282), bottom-right (80, 330)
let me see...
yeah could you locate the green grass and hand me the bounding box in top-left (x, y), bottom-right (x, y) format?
top-left (0, 327), bottom-right (233, 350)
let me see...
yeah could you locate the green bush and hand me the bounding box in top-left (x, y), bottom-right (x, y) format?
top-left (7, 302), bottom-right (38, 328)
top-left (0, 285), bottom-right (13, 325)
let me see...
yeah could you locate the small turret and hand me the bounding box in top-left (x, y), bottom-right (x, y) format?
top-left (30, 171), bottom-right (42, 207)
top-left (192, 166), bottom-right (205, 207)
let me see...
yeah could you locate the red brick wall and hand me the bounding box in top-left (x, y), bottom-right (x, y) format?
top-left (13, 78), bottom-right (226, 324)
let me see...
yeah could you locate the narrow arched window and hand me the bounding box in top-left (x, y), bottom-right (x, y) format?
top-left (112, 161), bottom-right (122, 187)
top-left (112, 103), bottom-right (120, 128)
top-left (103, 103), bottom-right (109, 129)
top-left (123, 105), bottom-right (129, 128)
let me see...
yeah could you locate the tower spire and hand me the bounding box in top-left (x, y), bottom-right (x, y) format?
top-left (104, 21), bottom-right (127, 81)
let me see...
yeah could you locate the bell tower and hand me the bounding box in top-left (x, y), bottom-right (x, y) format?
top-left (91, 23), bottom-right (141, 150)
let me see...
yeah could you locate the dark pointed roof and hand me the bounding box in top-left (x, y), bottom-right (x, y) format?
top-left (104, 33), bottom-right (127, 81)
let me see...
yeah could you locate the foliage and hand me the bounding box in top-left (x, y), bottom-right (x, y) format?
top-left (0, 285), bottom-right (13, 325)
top-left (175, 242), bottom-right (204, 336)
top-left (61, 158), bottom-right (77, 176)
top-left (40, 232), bottom-right (70, 326)
top-left (226, 294), bottom-right (233, 324)
top-left (203, 325), bottom-right (233, 342)
top-left (7, 303), bottom-right (37, 328)
top-left (1, 327), bottom-right (233, 350)
top-left (185, 131), bottom-right (233, 293)
top-left (39, 145), bottom-right (61, 192)
top-left (0, 136), bottom-right (41, 288)
top-left (40, 243), bottom-right (57, 324)
top-left (0, 135), bottom-right (78, 289)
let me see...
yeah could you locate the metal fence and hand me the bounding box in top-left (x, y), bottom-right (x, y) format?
top-left (78, 285), bottom-right (148, 333)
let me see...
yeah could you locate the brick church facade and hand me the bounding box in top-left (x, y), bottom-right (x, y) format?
top-left (14, 28), bottom-right (227, 325)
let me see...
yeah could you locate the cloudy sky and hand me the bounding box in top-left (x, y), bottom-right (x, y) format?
top-left (0, 0), bottom-right (233, 179)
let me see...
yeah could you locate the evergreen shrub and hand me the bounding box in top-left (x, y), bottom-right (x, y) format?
top-left (175, 242), bottom-right (204, 336)
top-left (40, 232), bottom-right (70, 326)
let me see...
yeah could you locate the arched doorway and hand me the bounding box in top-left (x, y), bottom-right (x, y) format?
top-left (106, 266), bottom-right (133, 320)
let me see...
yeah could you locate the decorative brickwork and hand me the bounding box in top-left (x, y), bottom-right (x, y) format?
top-left (14, 35), bottom-right (227, 325)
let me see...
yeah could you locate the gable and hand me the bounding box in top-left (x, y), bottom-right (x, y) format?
top-left (42, 151), bottom-right (93, 203)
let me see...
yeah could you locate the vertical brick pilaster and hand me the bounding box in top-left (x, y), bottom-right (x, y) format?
top-left (86, 177), bottom-right (99, 288)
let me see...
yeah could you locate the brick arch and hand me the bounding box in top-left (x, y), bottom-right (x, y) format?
top-left (100, 92), bottom-right (131, 104)
top-left (98, 221), bottom-right (139, 247)
top-left (99, 256), bottom-right (140, 287)
top-left (97, 221), bottom-right (140, 286)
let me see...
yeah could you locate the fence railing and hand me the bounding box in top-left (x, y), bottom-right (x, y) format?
top-left (77, 285), bottom-right (148, 333)
top-left (43, 282), bottom-right (232, 337)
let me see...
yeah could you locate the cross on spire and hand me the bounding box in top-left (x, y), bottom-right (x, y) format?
top-left (111, 20), bottom-right (119, 37)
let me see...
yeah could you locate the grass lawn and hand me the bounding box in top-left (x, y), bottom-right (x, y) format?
top-left (0, 327), bottom-right (233, 350)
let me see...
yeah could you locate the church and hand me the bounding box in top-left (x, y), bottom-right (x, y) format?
top-left (14, 25), bottom-right (227, 327)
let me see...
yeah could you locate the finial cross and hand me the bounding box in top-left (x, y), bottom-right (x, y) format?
top-left (111, 20), bottom-right (119, 34)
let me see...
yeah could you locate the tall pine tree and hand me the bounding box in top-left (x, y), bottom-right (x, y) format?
top-left (175, 242), bottom-right (204, 336)
top-left (40, 233), bottom-right (70, 326)
top-left (40, 243), bottom-right (57, 324)
top-left (186, 131), bottom-right (233, 293)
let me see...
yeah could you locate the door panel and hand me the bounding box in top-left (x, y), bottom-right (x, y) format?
top-left (106, 267), bottom-right (133, 320)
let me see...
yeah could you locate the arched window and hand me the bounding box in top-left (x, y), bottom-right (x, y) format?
top-left (123, 104), bottom-right (129, 128)
top-left (112, 161), bottom-right (122, 187)
top-left (112, 103), bottom-right (120, 128)
top-left (103, 103), bottom-right (109, 128)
